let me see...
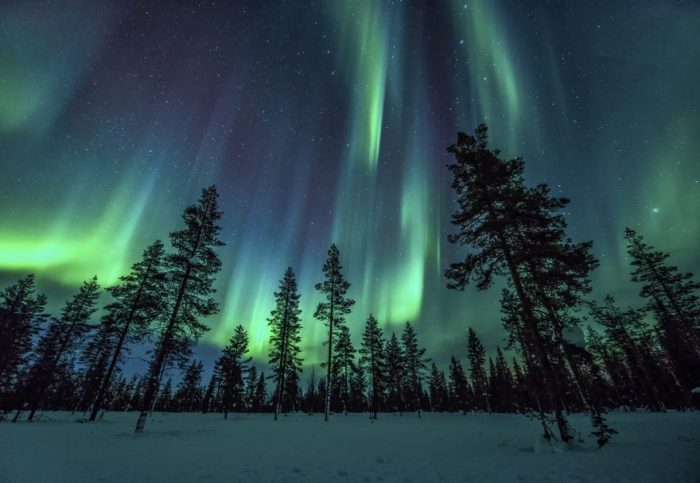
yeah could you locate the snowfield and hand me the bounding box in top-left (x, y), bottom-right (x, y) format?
top-left (1, 411), bottom-right (699, 482)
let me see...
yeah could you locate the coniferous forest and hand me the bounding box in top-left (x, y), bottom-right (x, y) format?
top-left (2, 127), bottom-right (698, 450)
top-left (1, 2), bottom-right (699, 481)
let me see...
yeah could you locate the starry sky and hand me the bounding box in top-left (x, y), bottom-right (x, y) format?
top-left (1, 0), bottom-right (699, 369)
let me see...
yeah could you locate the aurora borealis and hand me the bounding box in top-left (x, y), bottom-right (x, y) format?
top-left (1, 1), bottom-right (699, 368)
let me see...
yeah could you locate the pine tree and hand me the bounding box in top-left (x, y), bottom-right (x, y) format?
top-left (349, 365), bottom-right (367, 412)
top-left (448, 355), bottom-right (470, 413)
top-left (73, 318), bottom-right (115, 414)
top-left (585, 326), bottom-right (633, 409)
top-left (17, 277), bottom-right (100, 422)
top-left (135, 186), bottom-right (223, 433)
top-left (384, 332), bottom-right (405, 413)
top-left (487, 357), bottom-right (497, 411)
top-left (513, 183), bottom-right (615, 443)
top-left (400, 322), bottom-right (429, 417)
top-left (0, 274), bottom-right (48, 411)
top-left (359, 314), bottom-right (385, 420)
top-left (316, 377), bottom-right (327, 413)
top-left (494, 347), bottom-right (515, 412)
top-left (445, 125), bottom-right (578, 442)
top-left (428, 363), bottom-right (449, 411)
top-left (589, 296), bottom-right (665, 411)
top-left (284, 367), bottom-right (302, 412)
top-left (466, 328), bottom-right (490, 413)
top-left (109, 375), bottom-right (130, 411)
top-left (511, 357), bottom-right (530, 413)
top-left (254, 372), bottom-right (267, 411)
top-left (173, 360), bottom-right (204, 412)
top-left (624, 228), bottom-right (700, 391)
top-left (303, 368), bottom-right (317, 413)
top-left (314, 244), bottom-right (355, 422)
top-left (201, 370), bottom-right (219, 413)
top-left (128, 375), bottom-right (144, 411)
top-left (268, 267), bottom-right (303, 420)
top-left (216, 325), bottom-right (250, 418)
top-left (155, 377), bottom-right (173, 412)
top-left (90, 241), bottom-right (167, 421)
top-left (333, 325), bottom-right (357, 414)
top-left (244, 365), bottom-right (258, 412)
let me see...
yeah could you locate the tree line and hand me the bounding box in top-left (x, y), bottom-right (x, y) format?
top-left (1, 126), bottom-right (698, 448)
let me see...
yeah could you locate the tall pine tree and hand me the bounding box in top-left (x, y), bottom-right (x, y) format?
top-left (268, 267), bottom-right (303, 420)
top-left (20, 276), bottom-right (100, 422)
top-left (445, 125), bottom-right (575, 442)
top-left (90, 240), bottom-right (167, 421)
top-left (466, 328), bottom-right (490, 413)
top-left (314, 244), bottom-right (355, 422)
top-left (216, 325), bottom-right (251, 418)
top-left (401, 322), bottom-right (429, 417)
top-left (359, 314), bottom-right (385, 420)
top-left (0, 274), bottom-right (47, 412)
top-left (135, 186), bottom-right (223, 433)
top-left (333, 325), bottom-right (357, 415)
top-left (624, 228), bottom-right (700, 391)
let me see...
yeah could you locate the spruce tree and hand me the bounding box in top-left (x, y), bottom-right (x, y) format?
top-left (333, 325), bottom-right (357, 414)
top-left (74, 318), bottom-right (115, 414)
top-left (624, 228), bottom-right (700, 390)
top-left (314, 244), bottom-right (355, 422)
top-left (173, 360), bottom-right (204, 412)
top-left (244, 365), bottom-right (258, 412)
top-left (359, 314), bottom-right (385, 420)
top-left (384, 332), bottom-right (405, 413)
top-left (156, 377), bottom-right (173, 412)
top-left (400, 321), bottom-right (429, 417)
top-left (466, 328), bottom-right (490, 413)
top-left (135, 186), bottom-right (223, 433)
top-left (303, 369), bottom-right (317, 413)
top-left (90, 241), bottom-right (167, 421)
top-left (0, 274), bottom-right (48, 411)
top-left (127, 375), bottom-right (144, 411)
top-left (201, 370), bottom-right (219, 413)
top-left (448, 355), bottom-right (470, 413)
top-left (18, 276), bottom-right (100, 422)
top-left (110, 374), bottom-right (129, 411)
top-left (445, 125), bottom-right (578, 442)
top-left (254, 372), bottom-right (267, 411)
top-left (268, 267), bottom-right (303, 420)
top-left (428, 363), bottom-right (448, 411)
top-left (494, 347), bottom-right (515, 412)
top-left (349, 365), bottom-right (367, 412)
top-left (589, 296), bottom-right (665, 411)
top-left (216, 325), bottom-right (251, 418)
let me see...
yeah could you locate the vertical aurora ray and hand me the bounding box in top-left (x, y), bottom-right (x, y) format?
top-left (450, 0), bottom-right (532, 154)
top-left (329, 1), bottom-right (390, 171)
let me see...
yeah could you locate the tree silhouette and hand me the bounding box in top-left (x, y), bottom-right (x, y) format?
top-left (0, 274), bottom-right (47, 413)
top-left (359, 314), bottom-right (385, 420)
top-left (314, 244), bottom-right (355, 422)
top-left (135, 186), bottom-right (223, 433)
top-left (625, 228), bottom-right (700, 392)
top-left (268, 267), bottom-right (303, 420)
top-left (90, 240), bottom-right (167, 421)
top-left (19, 276), bottom-right (100, 422)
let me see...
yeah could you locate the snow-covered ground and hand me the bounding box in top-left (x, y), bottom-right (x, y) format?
top-left (1, 411), bottom-right (699, 482)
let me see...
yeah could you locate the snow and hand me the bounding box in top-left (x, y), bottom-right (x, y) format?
top-left (691, 387), bottom-right (700, 395)
top-left (1, 411), bottom-right (699, 482)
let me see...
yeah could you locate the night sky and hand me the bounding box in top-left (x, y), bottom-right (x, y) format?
top-left (1, 1), bottom-right (699, 369)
